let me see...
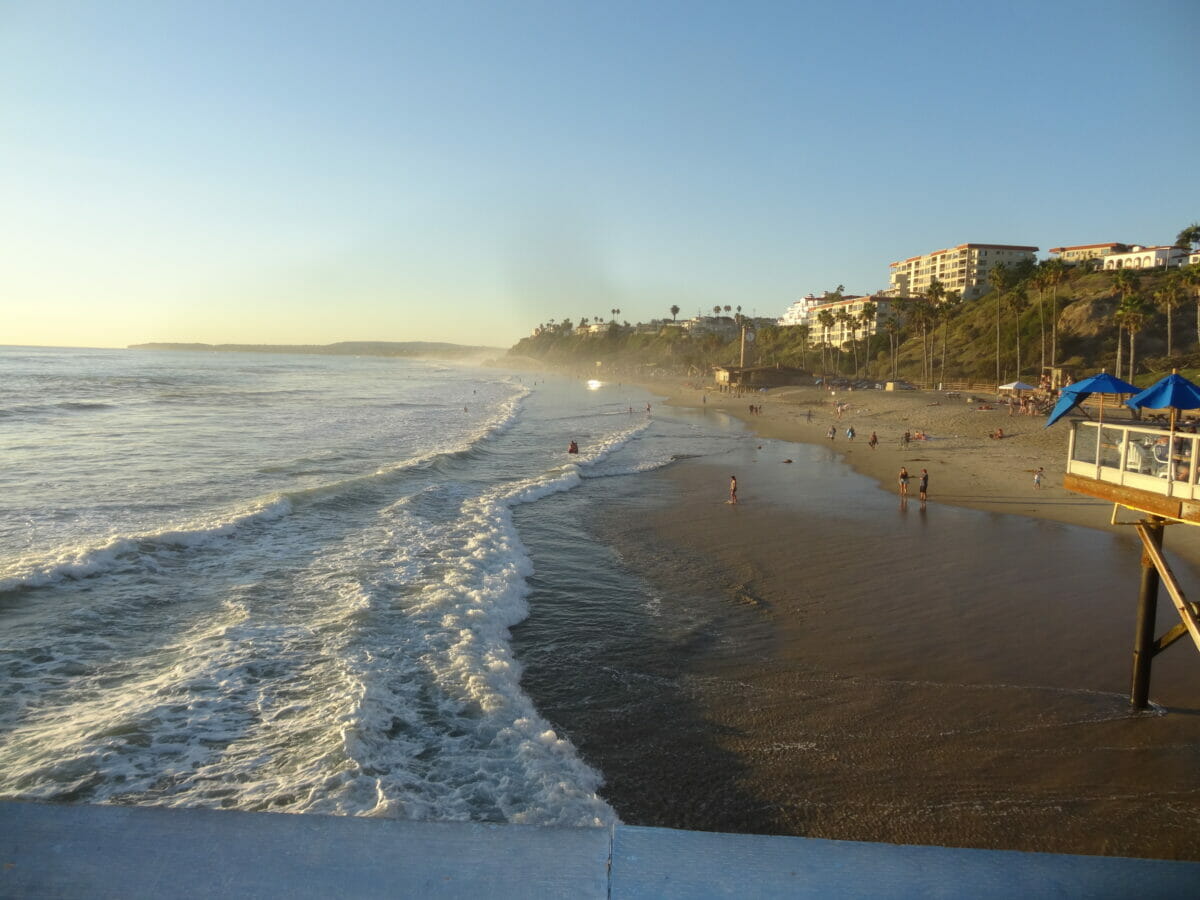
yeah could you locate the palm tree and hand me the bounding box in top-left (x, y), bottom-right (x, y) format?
top-left (906, 297), bottom-right (935, 385)
top-left (988, 263), bottom-right (1011, 386)
top-left (1117, 295), bottom-right (1148, 382)
top-left (1184, 263), bottom-right (1200, 347)
top-left (817, 309), bottom-right (835, 375)
top-left (1042, 257), bottom-right (1067, 368)
top-left (939, 290), bottom-right (960, 385)
top-left (796, 324), bottom-right (812, 371)
top-left (1031, 264), bottom-right (1049, 374)
top-left (669, 305), bottom-right (680, 322)
top-left (858, 301), bottom-right (877, 378)
top-left (884, 316), bottom-right (900, 382)
top-left (712, 305), bottom-right (721, 318)
top-left (1154, 273), bottom-right (1185, 356)
top-left (834, 308), bottom-right (854, 374)
top-left (1176, 223), bottom-right (1200, 253)
top-left (1007, 285), bottom-right (1028, 380)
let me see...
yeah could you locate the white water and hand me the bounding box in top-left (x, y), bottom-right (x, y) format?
top-left (0, 347), bottom-right (742, 824)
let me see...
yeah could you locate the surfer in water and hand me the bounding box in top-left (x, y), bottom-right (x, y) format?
top-left (567, 440), bottom-right (578, 454)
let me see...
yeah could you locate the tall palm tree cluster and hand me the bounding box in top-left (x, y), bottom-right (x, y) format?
top-left (970, 222), bottom-right (1200, 384)
top-left (515, 223), bottom-right (1200, 382)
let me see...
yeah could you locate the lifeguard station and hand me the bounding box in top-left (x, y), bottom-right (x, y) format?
top-left (1052, 372), bottom-right (1200, 709)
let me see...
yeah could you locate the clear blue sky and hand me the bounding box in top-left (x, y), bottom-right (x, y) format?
top-left (3, 0), bottom-right (1197, 349)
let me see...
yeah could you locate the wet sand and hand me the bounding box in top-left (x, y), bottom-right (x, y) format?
top-left (582, 381), bottom-right (1200, 859)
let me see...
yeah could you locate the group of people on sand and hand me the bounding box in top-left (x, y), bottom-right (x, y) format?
top-left (897, 466), bottom-right (929, 502)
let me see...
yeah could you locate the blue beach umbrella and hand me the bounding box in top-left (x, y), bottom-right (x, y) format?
top-left (1125, 373), bottom-right (1200, 416)
top-left (1044, 372), bottom-right (1139, 428)
top-left (1125, 372), bottom-right (1200, 483)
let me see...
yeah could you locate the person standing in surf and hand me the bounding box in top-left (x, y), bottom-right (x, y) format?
top-left (729, 475), bottom-right (738, 504)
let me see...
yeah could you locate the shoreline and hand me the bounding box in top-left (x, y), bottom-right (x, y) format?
top-left (632, 375), bottom-right (1200, 568)
top-left (563, 372), bottom-right (1200, 858)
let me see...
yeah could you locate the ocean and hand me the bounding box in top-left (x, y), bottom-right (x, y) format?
top-left (0, 346), bottom-right (744, 825)
top-left (7, 346), bottom-right (1200, 856)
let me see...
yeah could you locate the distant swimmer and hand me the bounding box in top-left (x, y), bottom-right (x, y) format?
top-left (567, 440), bottom-right (578, 454)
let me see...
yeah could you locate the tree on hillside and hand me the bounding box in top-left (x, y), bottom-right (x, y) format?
top-left (1115, 294), bottom-right (1148, 381)
top-left (884, 316), bottom-right (900, 382)
top-left (1108, 270), bottom-right (1139, 378)
top-left (1154, 273), bottom-right (1186, 357)
top-left (988, 263), bottom-right (1012, 386)
top-left (858, 301), bottom-right (877, 379)
top-left (939, 291), bottom-right (961, 385)
top-left (670, 305), bottom-right (680, 322)
top-left (796, 323), bottom-right (812, 371)
top-left (712, 305), bottom-right (721, 317)
top-left (1007, 285), bottom-right (1029, 380)
top-left (817, 309), bottom-right (835, 375)
top-left (1176, 223), bottom-right (1200, 251)
top-left (925, 279), bottom-right (945, 382)
top-left (1182, 263), bottom-right (1200, 347)
top-left (835, 308), bottom-right (854, 374)
top-left (1041, 258), bottom-right (1068, 368)
top-left (905, 296), bottom-right (935, 385)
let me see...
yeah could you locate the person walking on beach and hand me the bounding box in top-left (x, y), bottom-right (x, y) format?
top-left (806, 409), bottom-right (813, 423)
top-left (868, 431), bottom-right (878, 450)
top-left (826, 425), bottom-right (836, 441)
top-left (729, 475), bottom-right (738, 504)
top-left (1034, 466), bottom-right (1044, 489)
top-left (846, 425), bottom-right (855, 441)
top-left (918, 468), bottom-right (928, 502)
top-left (898, 466), bottom-right (910, 496)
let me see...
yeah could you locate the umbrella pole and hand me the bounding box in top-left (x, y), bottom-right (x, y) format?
top-left (1168, 409), bottom-right (1178, 486)
top-left (1095, 394), bottom-right (1104, 479)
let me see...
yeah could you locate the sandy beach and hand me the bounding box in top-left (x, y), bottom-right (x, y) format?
top-left (543, 376), bottom-right (1200, 859)
top-left (645, 378), bottom-right (1200, 566)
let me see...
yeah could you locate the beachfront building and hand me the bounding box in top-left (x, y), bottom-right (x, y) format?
top-left (806, 295), bottom-right (896, 348)
top-left (777, 294), bottom-right (826, 327)
top-left (887, 243), bottom-right (1038, 300)
top-left (1102, 245), bottom-right (1189, 270)
top-left (1048, 242), bottom-right (1131, 265)
top-left (683, 316), bottom-right (740, 339)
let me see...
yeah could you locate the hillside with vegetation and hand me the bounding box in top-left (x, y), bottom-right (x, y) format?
top-left (510, 253), bottom-right (1200, 388)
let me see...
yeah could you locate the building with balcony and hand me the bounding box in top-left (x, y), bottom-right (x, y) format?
top-left (888, 243), bottom-right (1038, 300)
top-left (1048, 243), bottom-right (1131, 264)
top-left (807, 296), bottom-right (896, 347)
top-left (777, 294), bottom-right (827, 327)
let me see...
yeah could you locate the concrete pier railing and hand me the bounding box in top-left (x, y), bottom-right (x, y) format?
top-left (3, 800), bottom-right (1198, 898)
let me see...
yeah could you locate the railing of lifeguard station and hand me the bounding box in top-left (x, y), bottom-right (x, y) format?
top-left (1068, 420), bottom-right (1200, 501)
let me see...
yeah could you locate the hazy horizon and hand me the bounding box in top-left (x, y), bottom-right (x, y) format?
top-left (3, 1), bottom-right (1196, 349)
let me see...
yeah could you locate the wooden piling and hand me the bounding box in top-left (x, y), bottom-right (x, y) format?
top-left (1131, 518), bottom-right (1165, 709)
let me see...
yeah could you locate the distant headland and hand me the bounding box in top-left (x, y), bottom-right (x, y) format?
top-left (128, 341), bottom-right (500, 361)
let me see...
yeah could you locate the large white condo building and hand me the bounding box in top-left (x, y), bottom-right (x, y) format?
top-left (888, 243), bottom-right (1037, 300)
